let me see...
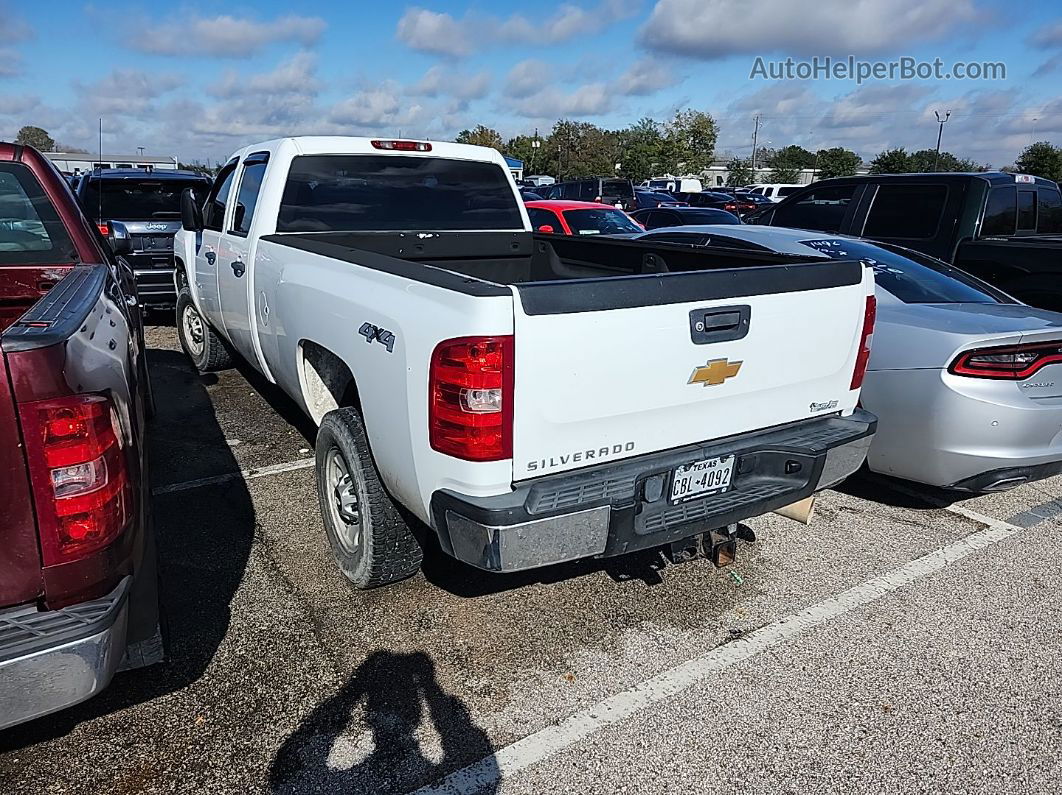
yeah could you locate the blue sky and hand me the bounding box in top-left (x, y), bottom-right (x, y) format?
top-left (1, 0), bottom-right (1060, 167)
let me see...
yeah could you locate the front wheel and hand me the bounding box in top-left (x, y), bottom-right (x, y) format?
top-left (175, 286), bottom-right (233, 372)
top-left (315, 407), bottom-right (423, 589)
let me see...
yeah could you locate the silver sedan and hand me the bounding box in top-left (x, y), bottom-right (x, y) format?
top-left (637, 225), bottom-right (1062, 491)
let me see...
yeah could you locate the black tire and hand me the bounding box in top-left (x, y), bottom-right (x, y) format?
top-left (175, 285), bottom-right (233, 372)
top-left (315, 407), bottom-right (423, 589)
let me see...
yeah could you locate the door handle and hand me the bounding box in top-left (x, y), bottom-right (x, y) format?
top-left (231, 260), bottom-right (246, 278)
top-left (205, 251), bottom-right (216, 265)
top-left (690, 305), bottom-right (751, 344)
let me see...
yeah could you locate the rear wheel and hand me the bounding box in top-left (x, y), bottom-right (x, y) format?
top-left (176, 286), bottom-right (233, 372)
top-left (315, 407), bottom-right (423, 589)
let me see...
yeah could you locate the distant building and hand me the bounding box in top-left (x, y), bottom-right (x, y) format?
top-left (504, 155), bottom-right (524, 182)
top-left (699, 158), bottom-right (870, 188)
top-left (44, 152), bottom-right (179, 175)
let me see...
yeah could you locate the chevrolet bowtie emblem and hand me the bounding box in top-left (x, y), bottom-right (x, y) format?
top-left (688, 358), bottom-right (743, 387)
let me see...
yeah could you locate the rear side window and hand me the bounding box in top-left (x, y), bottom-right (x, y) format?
top-left (777, 186), bottom-right (801, 197)
top-left (1039, 187), bottom-right (1062, 234)
top-left (527, 207), bottom-right (560, 231)
top-left (1018, 189), bottom-right (1037, 231)
top-left (204, 162), bottom-right (237, 232)
top-left (864, 184), bottom-right (948, 239)
top-left (230, 154), bottom-right (269, 236)
top-left (981, 186), bottom-right (1016, 236)
top-left (772, 185), bottom-right (856, 233)
top-left (278, 155), bottom-right (523, 233)
top-left (0, 163), bottom-right (75, 265)
top-left (602, 179), bottom-right (634, 199)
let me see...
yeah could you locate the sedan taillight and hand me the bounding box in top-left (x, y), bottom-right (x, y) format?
top-left (18, 395), bottom-right (131, 565)
top-left (429, 336), bottom-right (514, 461)
top-left (950, 342), bottom-right (1062, 379)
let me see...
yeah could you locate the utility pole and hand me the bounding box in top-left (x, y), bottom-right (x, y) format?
top-left (933, 110), bottom-right (951, 171)
top-left (530, 127), bottom-right (540, 175)
top-left (137, 146), bottom-right (145, 156)
top-left (751, 114), bottom-right (762, 178)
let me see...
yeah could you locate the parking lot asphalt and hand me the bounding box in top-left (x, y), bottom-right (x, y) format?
top-left (1, 323), bottom-right (1060, 794)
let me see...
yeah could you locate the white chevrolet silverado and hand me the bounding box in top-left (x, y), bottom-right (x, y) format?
top-left (172, 136), bottom-right (877, 589)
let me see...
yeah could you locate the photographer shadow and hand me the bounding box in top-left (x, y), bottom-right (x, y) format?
top-left (270, 650), bottom-right (499, 794)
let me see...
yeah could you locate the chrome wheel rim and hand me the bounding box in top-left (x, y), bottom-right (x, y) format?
top-left (326, 447), bottom-right (362, 553)
top-left (181, 304), bottom-right (205, 357)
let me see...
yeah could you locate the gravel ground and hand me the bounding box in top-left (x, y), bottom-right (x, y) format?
top-left (1, 324), bottom-right (1059, 794)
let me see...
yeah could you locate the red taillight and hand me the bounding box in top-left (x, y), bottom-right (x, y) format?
top-left (429, 336), bottom-right (514, 461)
top-left (97, 222), bottom-right (109, 236)
top-left (949, 341), bottom-right (1062, 379)
top-left (724, 203), bottom-right (737, 212)
top-left (850, 295), bottom-right (876, 390)
top-left (18, 395), bottom-right (130, 565)
top-left (371, 139), bottom-right (432, 152)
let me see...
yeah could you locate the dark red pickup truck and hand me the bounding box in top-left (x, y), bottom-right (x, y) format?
top-left (0, 143), bottom-right (158, 730)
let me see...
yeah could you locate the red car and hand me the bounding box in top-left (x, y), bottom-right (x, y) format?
top-left (0, 143), bottom-right (157, 730)
top-left (525, 200), bottom-right (644, 237)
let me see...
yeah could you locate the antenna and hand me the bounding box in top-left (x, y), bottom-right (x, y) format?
top-left (97, 118), bottom-right (103, 225)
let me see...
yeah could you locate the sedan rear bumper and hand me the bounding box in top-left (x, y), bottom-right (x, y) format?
top-left (0, 577), bottom-right (130, 731)
top-left (431, 411), bottom-right (876, 572)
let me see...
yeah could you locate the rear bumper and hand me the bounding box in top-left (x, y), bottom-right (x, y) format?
top-left (133, 268), bottom-right (177, 305)
top-left (0, 577), bottom-right (130, 731)
top-left (432, 410), bottom-right (876, 572)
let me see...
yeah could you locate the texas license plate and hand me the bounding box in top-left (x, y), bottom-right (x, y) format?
top-left (669, 455), bottom-right (735, 504)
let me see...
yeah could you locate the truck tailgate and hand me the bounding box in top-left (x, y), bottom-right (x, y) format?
top-left (510, 260), bottom-right (871, 480)
top-left (0, 350), bottom-right (42, 605)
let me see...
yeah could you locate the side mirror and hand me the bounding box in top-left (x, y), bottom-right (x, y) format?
top-left (537, 224), bottom-right (555, 234)
top-left (108, 221), bottom-right (133, 256)
top-left (181, 187), bottom-right (204, 232)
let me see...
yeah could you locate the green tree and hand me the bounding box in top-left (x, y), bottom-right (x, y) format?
top-left (814, 147), bottom-right (861, 179)
top-left (616, 117), bottom-right (665, 182)
top-left (725, 157), bottom-right (753, 187)
top-left (869, 148), bottom-right (912, 174)
top-left (455, 125), bottom-right (503, 150)
top-left (1015, 141), bottom-right (1062, 183)
top-left (907, 148), bottom-right (979, 173)
top-left (15, 125), bottom-right (55, 152)
top-left (665, 109), bottom-right (717, 174)
top-left (772, 145), bottom-right (817, 169)
top-left (550, 120), bottom-right (619, 179)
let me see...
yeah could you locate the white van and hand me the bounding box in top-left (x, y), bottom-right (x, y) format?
top-left (746, 184), bottom-right (804, 203)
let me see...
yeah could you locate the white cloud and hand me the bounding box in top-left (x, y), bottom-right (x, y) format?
top-left (504, 60), bottom-right (552, 99)
top-left (0, 49), bottom-right (21, 78)
top-left (72, 70), bottom-right (184, 116)
top-left (129, 13), bottom-right (325, 57)
top-left (210, 52), bottom-right (319, 98)
top-left (616, 58), bottom-right (677, 95)
top-left (396, 0), bottom-right (639, 57)
top-left (329, 85), bottom-right (428, 130)
top-left (410, 65), bottom-right (491, 102)
top-left (1031, 21), bottom-right (1062, 49)
top-left (0, 93), bottom-right (38, 116)
top-left (641, 0), bottom-right (985, 59)
top-left (0, 4), bottom-right (31, 43)
top-left (509, 82), bottom-right (615, 118)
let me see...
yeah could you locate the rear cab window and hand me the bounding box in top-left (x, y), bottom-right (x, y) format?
top-left (527, 207), bottom-right (562, 231)
top-left (772, 185), bottom-right (857, 233)
top-left (863, 183), bottom-right (947, 239)
top-left (0, 163), bottom-right (75, 265)
top-left (278, 155), bottom-right (523, 232)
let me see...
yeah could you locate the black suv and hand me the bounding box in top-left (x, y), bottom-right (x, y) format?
top-left (77, 169), bottom-right (212, 307)
top-left (549, 177), bottom-right (637, 210)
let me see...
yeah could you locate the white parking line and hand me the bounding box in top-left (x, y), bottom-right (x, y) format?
top-left (151, 457), bottom-right (315, 495)
top-left (412, 516), bottom-right (1022, 795)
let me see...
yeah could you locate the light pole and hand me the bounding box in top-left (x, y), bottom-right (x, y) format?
top-left (137, 146), bottom-right (145, 157)
top-left (933, 110), bottom-right (951, 171)
top-left (530, 128), bottom-right (540, 175)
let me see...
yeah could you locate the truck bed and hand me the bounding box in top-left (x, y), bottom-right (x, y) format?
top-left (263, 231), bottom-right (828, 289)
top-left (0, 265), bottom-right (74, 333)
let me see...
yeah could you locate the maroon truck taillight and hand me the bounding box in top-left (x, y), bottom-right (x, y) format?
top-left (949, 341), bottom-right (1062, 379)
top-left (850, 295), bottom-right (877, 390)
top-left (18, 394), bottom-right (131, 566)
top-left (429, 336), bottom-right (514, 461)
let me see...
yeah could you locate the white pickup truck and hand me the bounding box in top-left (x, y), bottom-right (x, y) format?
top-left (173, 136), bottom-right (877, 589)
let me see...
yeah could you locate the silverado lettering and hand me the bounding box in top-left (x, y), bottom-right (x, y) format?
top-left (527, 442), bottom-right (636, 472)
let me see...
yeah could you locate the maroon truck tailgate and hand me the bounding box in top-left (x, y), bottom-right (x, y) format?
top-left (0, 352), bottom-right (42, 606)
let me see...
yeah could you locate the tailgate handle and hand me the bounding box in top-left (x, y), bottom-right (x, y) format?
top-left (690, 305), bottom-right (751, 345)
